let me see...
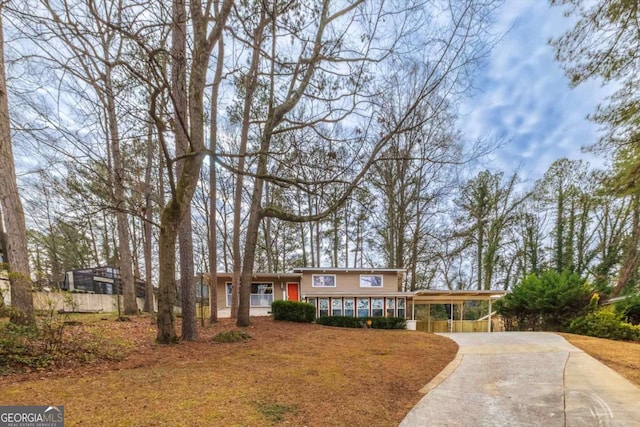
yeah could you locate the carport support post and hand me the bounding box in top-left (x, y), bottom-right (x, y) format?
top-left (412, 298), bottom-right (415, 320)
top-left (488, 297), bottom-right (492, 332)
top-left (450, 300), bottom-right (453, 333)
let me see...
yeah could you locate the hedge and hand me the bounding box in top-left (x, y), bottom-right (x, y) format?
top-left (568, 309), bottom-right (640, 341)
top-left (315, 316), bottom-right (406, 329)
top-left (271, 300), bottom-right (316, 323)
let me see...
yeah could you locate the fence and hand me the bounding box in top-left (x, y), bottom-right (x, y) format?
top-left (32, 291), bottom-right (149, 313)
top-left (416, 319), bottom-right (504, 333)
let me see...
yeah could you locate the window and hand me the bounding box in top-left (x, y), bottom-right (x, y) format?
top-left (397, 298), bottom-right (406, 318)
top-left (372, 298), bottom-right (384, 317)
top-left (344, 298), bottom-right (355, 317)
top-left (307, 298), bottom-right (317, 309)
top-left (312, 274), bottom-right (336, 287)
top-left (226, 283), bottom-right (233, 306)
top-left (318, 298), bottom-right (330, 317)
top-left (226, 282), bottom-right (273, 307)
top-left (360, 275), bottom-right (383, 288)
top-left (386, 298), bottom-right (395, 317)
top-left (331, 298), bottom-right (342, 316)
top-left (357, 298), bottom-right (370, 318)
top-left (250, 283), bottom-right (273, 307)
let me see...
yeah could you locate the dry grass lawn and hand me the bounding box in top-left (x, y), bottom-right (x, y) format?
top-left (0, 316), bottom-right (457, 426)
top-left (559, 333), bottom-right (640, 387)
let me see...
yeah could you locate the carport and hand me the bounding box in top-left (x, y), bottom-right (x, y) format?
top-left (411, 290), bottom-right (507, 332)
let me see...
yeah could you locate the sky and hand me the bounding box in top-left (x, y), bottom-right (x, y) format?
top-left (459, 1), bottom-right (614, 185)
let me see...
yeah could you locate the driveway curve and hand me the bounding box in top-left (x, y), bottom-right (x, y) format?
top-left (400, 332), bottom-right (640, 427)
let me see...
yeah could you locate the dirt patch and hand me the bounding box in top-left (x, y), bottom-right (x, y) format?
top-left (0, 316), bottom-right (457, 426)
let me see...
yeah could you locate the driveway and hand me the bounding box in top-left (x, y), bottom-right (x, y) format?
top-left (400, 332), bottom-right (640, 427)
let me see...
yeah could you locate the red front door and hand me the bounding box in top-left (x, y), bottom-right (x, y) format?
top-left (287, 283), bottom-right (299, 301)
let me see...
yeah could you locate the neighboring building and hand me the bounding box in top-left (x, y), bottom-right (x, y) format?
top-left (62, 267), bottom-right (147, 298)
top-left (0, 248), bottom-right (9, 307)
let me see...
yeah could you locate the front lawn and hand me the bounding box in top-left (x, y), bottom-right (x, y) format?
top-left (0, 316), bottom-right (457, 426)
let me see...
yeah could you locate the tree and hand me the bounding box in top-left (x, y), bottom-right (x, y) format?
top-left (551, 0), bottom-right (640, 155)
top-left (0, 7), bottom-right (34, 325)
top-left (551, 1), bottom-right (640, 295)
top-left (152, 0), bottom-right (233, 343)
top-left (229, 0), bottom-right (502, 327)
top-left (456, 171), bottom-right (528, 290)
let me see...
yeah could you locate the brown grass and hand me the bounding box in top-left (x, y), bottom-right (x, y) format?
top-left (0, 316), bottom-right (457, 426)
top-left (559, 333), bottom-right (640, 387)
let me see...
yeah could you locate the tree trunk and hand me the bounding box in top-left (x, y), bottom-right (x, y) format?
top-left (207, 31), bottom-right (224, 324)
top-left (143, 122), bottom-right (154, 313)
top-left (172, 0), bottom-right (197, 341)
top-left (613, 196), bottom-right (640, 297)
top-left (104, 64), bottom-right (137, 315)
top-left (0, 11), bottom-right (35, 325)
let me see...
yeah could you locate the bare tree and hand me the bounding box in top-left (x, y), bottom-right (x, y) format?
top-left (0, 7), bottom-right (34, 325)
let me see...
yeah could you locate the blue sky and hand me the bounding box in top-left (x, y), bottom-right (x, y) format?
top-left (460, 1), bottom-right (613, 184)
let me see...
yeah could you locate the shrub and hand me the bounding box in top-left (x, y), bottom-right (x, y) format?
top-left (614, 295), bottom-right (640, 325)
top-left (212, 330), bottom-right (252, 343)
top-left (315, 316), bottom-right (363, 328)
top-left (496, 269), bottom-right (593, 331)
top-left (315, 316), bottom-right (406, 329)
top-left (271, 300), bottom-right (315, 323)
top-left (0, 318), bottom-right (128, 374)
top-left (568, 309), bottom-right (640, 341)
top-left (370, 316), bottom-right (406, 329)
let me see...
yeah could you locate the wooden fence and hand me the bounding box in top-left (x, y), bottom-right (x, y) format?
top-left (416, 319), bottom-right (504, 333)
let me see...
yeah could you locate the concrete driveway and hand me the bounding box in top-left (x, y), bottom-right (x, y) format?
top-left (400, 332), bottom-right (640, 427)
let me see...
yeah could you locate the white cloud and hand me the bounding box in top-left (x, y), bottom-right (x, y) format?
top-left (459, 0), bottom-right (614, 182)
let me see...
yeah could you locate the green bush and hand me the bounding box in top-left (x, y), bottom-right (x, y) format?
top-left (496, 269), bottom-right (593, 331)
top-left (212, 330), bottom-right (252, 343)
top-left (315, 316), bottom-right (363, 328)
top-left (271, 300), bottom-right (315, 323)
top-left (369, 317), bottom-right (407, 329)
top-left (614, 295), bottom-right (640, 325)
top-left (315, 316), bottom-right (406, 329)
top-left (568, 309), bottom-right (640, 341)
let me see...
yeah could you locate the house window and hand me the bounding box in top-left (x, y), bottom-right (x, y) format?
top-left (386, 298), bottom-right (395, 317)
top-left (250, 283), bottom-right (273, 307)
top-left (360, 275), bottom-right (383, 288)
top-left (226, 283), bottom-right (232, 306)
top-left (357, 298), bottom-right (369, 318)
top-left (331, 298), bottom-right (342, 316)
top-left (372, 298), bottom-right (384, 317)
top-left (397, 298), bottom-right (406, 318)
top-left (307, 298), bottom-right (317, 309)
top-left (318, 298), bottom-right (330, 317)
top-left (312, 274), bottom-right (336, 287)
top-left (226, 282), bottom-right (273, 307)
top-left (344, 298), bottom-right (355, 317)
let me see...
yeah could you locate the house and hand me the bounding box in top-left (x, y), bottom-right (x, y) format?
top-left (294, 268), bottom-right (412, 318)
top-left (62, 266), bottom-right (147, 298)
top-left (210, 272), bottom-right (304, 318)
top-left (210, 268), bottom-right (412, 319)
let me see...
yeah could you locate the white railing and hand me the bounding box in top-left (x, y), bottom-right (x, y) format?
top-left (251, 294), bottom-right (273, 307)
top-left (228, 294), bottom-right (274, 307)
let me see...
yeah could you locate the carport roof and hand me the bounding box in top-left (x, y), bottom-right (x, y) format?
top-left (412, 290), bottom-right (507, 302)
